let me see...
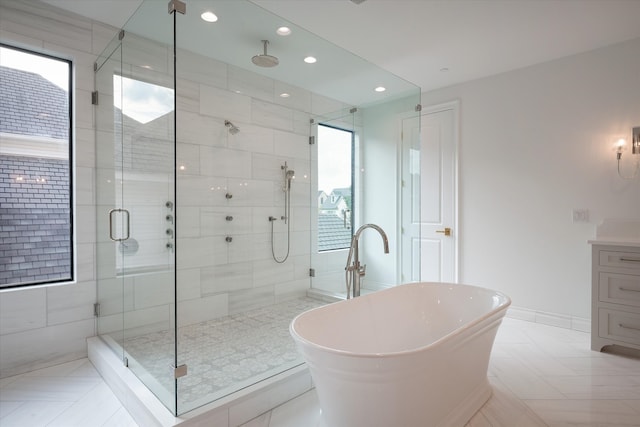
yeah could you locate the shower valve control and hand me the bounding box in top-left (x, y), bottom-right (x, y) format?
top-left (226, 216), bottom-right (233, 221)
top-left (225, 236), bottom-right (233, 243)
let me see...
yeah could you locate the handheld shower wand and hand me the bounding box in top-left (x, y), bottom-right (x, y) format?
top-left (285, 169), bottom-right (295, 191)
top-left (270, 162), bottom-right (294, 263)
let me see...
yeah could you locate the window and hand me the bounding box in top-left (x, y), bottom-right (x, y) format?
top-left (317, 124), bottom-right (353, 251)
top-left (0, 45), bottom-right (73, 288)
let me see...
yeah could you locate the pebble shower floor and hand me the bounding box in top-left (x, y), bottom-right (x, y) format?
top-left (121, 296), bottom-right (326, 412)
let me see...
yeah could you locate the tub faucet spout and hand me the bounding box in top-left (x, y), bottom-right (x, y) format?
top-left (345, 224), bottom-right (389, 299)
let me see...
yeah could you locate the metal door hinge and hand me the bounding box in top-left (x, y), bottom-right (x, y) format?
top-left (350, 107), bottom-right (358, 114)
top-left (168, 0), bottom-right (186, 14)
top-left (415, 104), bottom-right (422, 112)
top-left (118, 30), bottom-right (125, 41)
top-left (91, 91), bottom-right (99, 105)
top-left (309, 136), bottom-right (315, 145)
top-left (124, 357), bottom-right (129, 367)
top-left (309, 268), bottom-right (316, 277)
top-left (172, 364), bottom-right (188, 378)
top-left (93, 303), bottom-right (100, 316)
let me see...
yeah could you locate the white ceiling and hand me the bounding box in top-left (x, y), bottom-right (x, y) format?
top-left (43, 0), bottom-right (640, 93)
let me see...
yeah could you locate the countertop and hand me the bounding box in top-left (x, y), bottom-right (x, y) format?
top-left (588, 239), bottom-right (640, 247)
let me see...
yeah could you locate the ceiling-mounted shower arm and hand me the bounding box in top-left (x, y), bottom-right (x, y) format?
top-left (252, 40), bottom-right (279, 68)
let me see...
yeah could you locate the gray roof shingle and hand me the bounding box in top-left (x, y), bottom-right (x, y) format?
top-left (0, 66), bottom-right (69, 139)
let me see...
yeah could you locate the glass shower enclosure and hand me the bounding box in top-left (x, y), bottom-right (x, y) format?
top-left (94, 0), bottom-right (421, 416)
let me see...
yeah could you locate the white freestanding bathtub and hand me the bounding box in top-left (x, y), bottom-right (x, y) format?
top-left (290, 282), bottom-right (511, 427)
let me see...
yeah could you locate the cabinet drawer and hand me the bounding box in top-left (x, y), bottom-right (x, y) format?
top-left (599, 251), bottom-right (640, 270)
top-left (599, 272), bottom-right (640, 307)
top-left (599, 308), bottom-right (640, 346)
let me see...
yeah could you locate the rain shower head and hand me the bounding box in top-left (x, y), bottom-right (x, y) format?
top-left (252, 40), bottom-right (279, 68)
top-left (225, 120), bottom-right (240, 135)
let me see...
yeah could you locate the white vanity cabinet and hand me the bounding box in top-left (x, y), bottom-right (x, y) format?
top-left (590, 243), bottom-right (640, 351)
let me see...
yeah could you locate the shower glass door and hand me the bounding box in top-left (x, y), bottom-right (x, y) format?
top-left (95, 6), bottom-right (177, 413)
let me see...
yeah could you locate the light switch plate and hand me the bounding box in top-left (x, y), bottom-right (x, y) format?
top-left (572, 208), bottom-right (589, 223)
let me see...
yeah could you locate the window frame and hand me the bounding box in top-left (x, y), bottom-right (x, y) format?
top-left (0, 43), bottom-right (74, 289)
top-left (316, 122), bottom-right (355, 253)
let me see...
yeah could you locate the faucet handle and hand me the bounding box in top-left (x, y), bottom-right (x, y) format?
top-left (359, 264), bottom-right (367, 276)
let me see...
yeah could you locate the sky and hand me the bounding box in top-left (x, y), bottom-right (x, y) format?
top-left (0, 46), bottom-right (69, 90)
top-left (113, 75), bottom-right (174, 124)
top-left (317, 124), bottom-right (352, 194)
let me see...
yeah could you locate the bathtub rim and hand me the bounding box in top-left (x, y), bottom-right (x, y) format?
top-left (290, 281), bottom-right (511, 359)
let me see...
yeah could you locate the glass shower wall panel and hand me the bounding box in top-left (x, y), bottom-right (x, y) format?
top-left (95, 2), bottom-right (178, 414)
top-left (358, 94), bottom-right (422, 290)
top-left (95, 31), bottom-right (125, 360)
top-left (118, 29), bottom-right (176, 413)
top-left (173, 4), bottom-right (316, 412)
top-left (310, 108), bottom-right (360, 297)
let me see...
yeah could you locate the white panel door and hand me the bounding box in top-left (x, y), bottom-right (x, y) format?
top-left (401, 102), bottom-right (458, 283)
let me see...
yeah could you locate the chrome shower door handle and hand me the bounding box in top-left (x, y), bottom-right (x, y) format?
top-left (108, 208), bottom-right (130, 242)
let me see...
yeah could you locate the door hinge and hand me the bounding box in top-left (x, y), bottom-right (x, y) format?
top-left (123, 357), bottom-right (129, 367)
top-left (415, 104), bottom-right (422, 112)
top-left (309, 268), bottom-right (316, 277)
top-left (93, 303), bottom-right (100, 317)
top-left (118, 29), bottom-right (125, 41)
top-left (91, 91), bottom-right (99, 105)
top-left (309, 136), bottom-right (315, 145)
top-left (172, 364), bottom-right (188, 378)
top-left (168, 0), bottom-right (186, 14)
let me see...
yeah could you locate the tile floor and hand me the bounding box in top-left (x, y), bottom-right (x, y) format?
top-left (121, 296), bottom-right (324, 412)
top-left (1, 317), bottom-right (640, 426)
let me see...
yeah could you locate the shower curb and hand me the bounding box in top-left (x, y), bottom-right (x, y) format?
top-left (88, 336), bottom-right (314, 426)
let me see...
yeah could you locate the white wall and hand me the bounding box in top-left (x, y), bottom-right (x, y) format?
top-left (423, 37), bottom-right (640, 320)
top-left (0, 0), bottom-right (116, 377)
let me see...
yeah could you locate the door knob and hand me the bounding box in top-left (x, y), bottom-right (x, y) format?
top-left (436, 227), bottom-right (451, 236)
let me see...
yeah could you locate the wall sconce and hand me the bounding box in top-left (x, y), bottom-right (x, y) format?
top-left (615, 127), bottom-right (640, 179)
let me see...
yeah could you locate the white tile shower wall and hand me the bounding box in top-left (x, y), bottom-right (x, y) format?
top-left (0, 0), bottom-right (115, 378)
top-left (173, 44), bottom-right (325, 330)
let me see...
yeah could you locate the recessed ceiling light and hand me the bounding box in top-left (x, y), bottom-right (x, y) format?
top-left (201, 11), bottom-right (218, 22)
top-left (280, 93), bottom-right (290, 98)
top-left (276, 26), bottom-right (291, 36)
top-left (304, 56), bottom-right (317, 64)
top-left (374, 86), bottom-right (386, 92)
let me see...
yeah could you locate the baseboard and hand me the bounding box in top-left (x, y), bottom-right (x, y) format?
top-left (507, 306), bottom-right (590, 333)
